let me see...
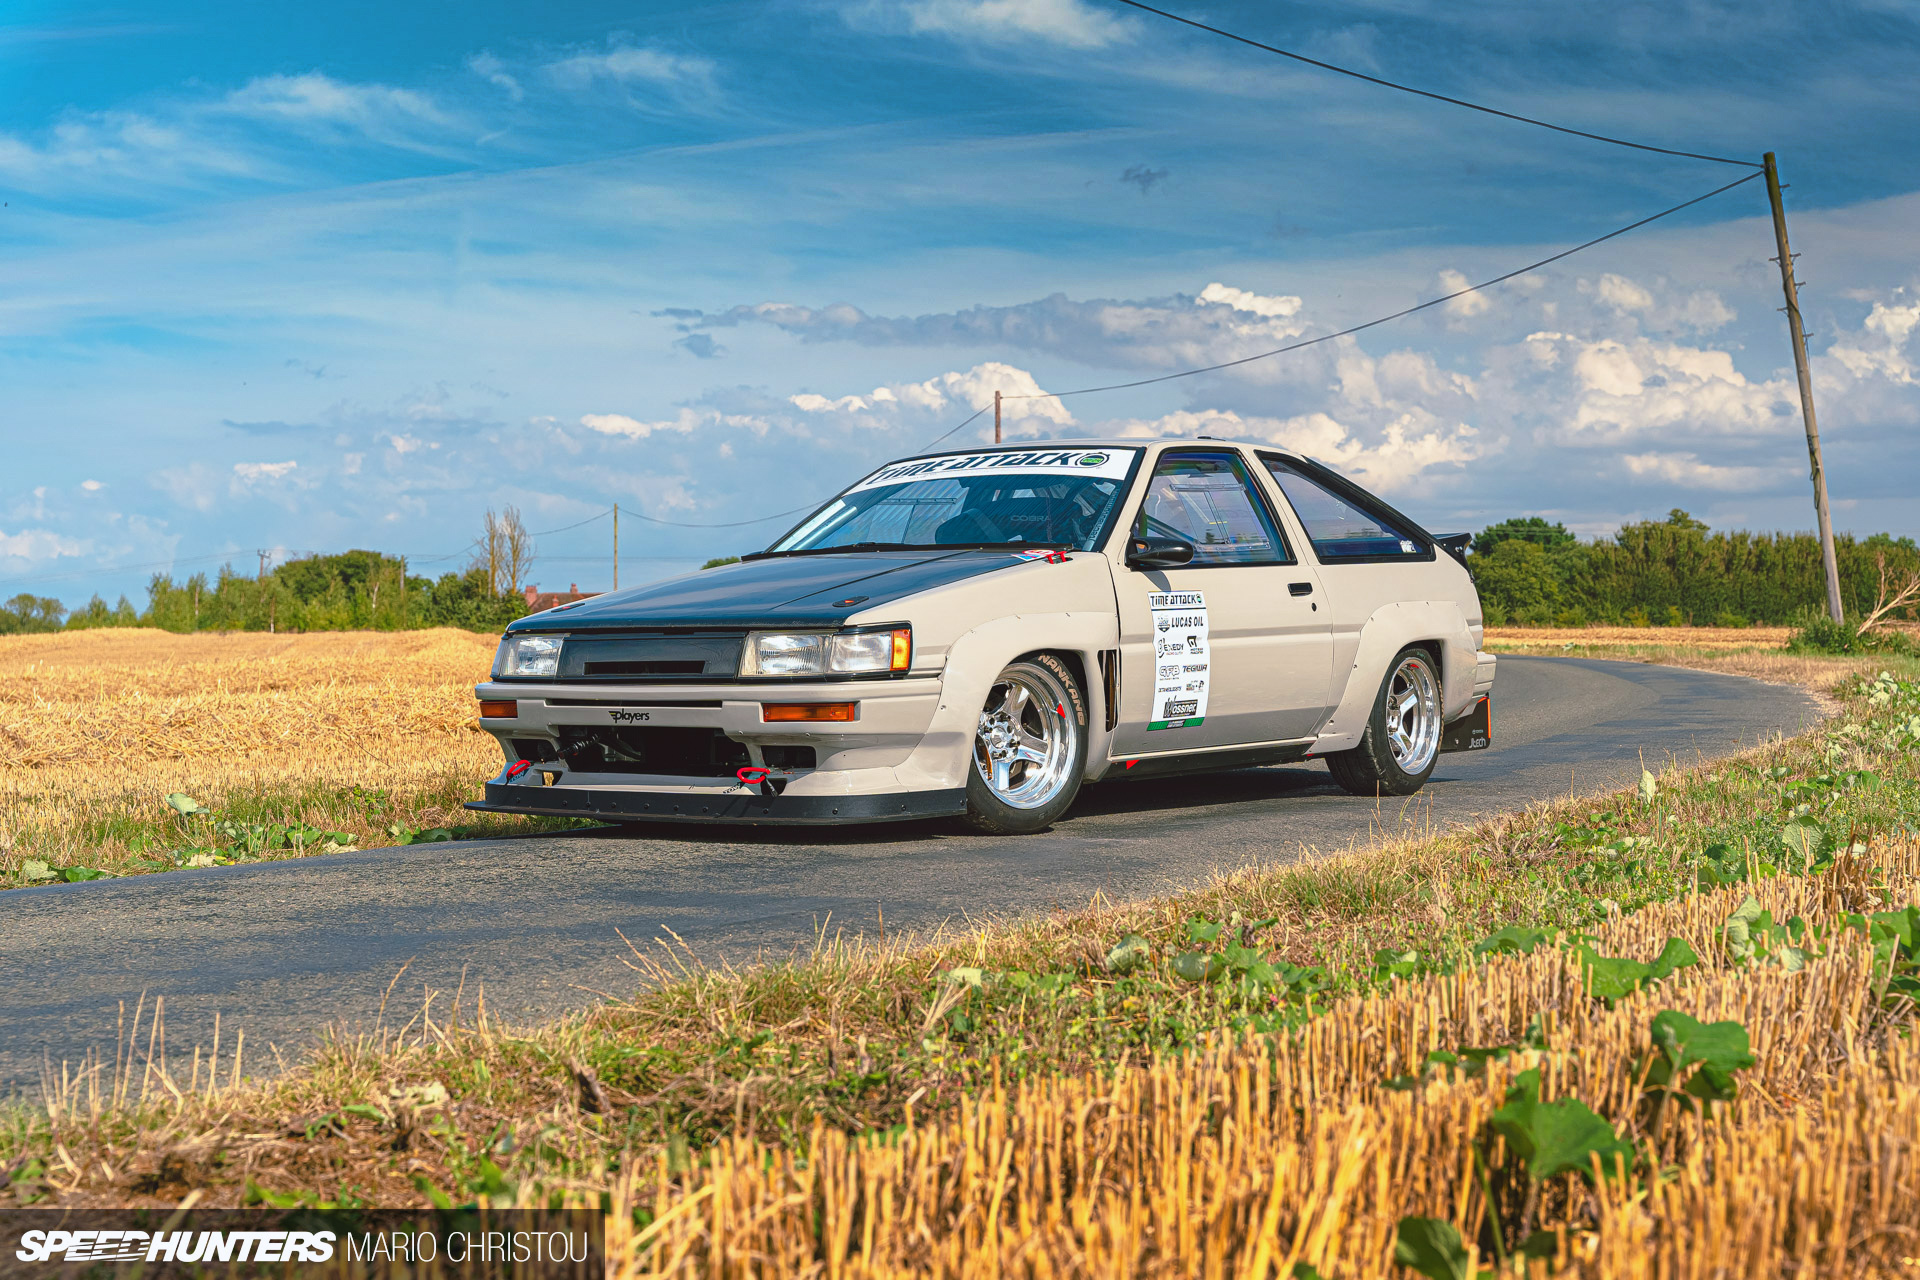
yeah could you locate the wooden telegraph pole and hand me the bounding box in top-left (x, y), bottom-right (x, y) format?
top-left (612, 503), bottom-right (619, 592)
top-left (1763, 153), bottom-right (1844, 623)
top-left (994, 390), bottom-right (1002, 444)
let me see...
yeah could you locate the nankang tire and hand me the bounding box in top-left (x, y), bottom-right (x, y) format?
top-left (1325, 646), bottom-right (1443, 798)
top-left (962, 654), bottom-right (1088, 834)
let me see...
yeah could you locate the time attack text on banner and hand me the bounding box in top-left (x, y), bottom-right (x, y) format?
top-left (847, 447), bottom-right (1137, 493)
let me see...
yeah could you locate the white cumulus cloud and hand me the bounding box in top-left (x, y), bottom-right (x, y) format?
top-left (1622, 452), bottom-right (1782, 491)
top-left (1438, 269), bottom-right (1491, 319)
top-left (0, 526), bottom-right (88, 564)
top-left (1198, 282), bottom-right (1302, 319)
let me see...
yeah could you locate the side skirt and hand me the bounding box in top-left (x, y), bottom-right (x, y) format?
top-left (1104, 743), bottom-right (1311, 781)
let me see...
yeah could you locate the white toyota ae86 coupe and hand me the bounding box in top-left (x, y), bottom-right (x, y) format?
top-left (467, 438), bottom-right (1496, 834)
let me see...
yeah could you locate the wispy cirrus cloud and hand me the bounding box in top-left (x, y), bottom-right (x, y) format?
top-left (663, 283), bottom-right (1312, 373)
top-left (539, 41), bottom-right (721, 113)
top-left (213, 73), bottom-right (457, 147)
top-left (851, 0), bottom-right (1140, 48)
top-left (0, 70), bottom-right (461, 192)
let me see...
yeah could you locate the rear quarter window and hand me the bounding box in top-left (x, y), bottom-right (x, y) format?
top-left (1262, 457), bottom-right (1428, 561)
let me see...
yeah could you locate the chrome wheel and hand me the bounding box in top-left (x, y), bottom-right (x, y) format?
top-left (1385, 652), bottom-right (1442, 775)
top-left (973, 667), bottom-right (1078, 810)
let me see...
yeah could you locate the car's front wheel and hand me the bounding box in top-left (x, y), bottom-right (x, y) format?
top-left (1325, 645), bottom-right (1443, 797)
top-left (962, 654), bottom-right (1087, 834)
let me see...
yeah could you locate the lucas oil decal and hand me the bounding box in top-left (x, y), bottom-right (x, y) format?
top-left (1147, 590), bottom-right (1208, 730)
top-left (846, 447), bottom-right (1136, 493)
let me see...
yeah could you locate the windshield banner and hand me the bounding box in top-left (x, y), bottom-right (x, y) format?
top-left (847, 447), bottom-right (1136, 493)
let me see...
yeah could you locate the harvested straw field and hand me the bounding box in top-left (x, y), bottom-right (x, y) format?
top-left (1484, 625), bottom-right (1794, 651)
top-left (0, 628), bottom-right (553, 878)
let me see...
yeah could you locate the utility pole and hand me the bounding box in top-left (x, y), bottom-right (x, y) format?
top-left (994, 390), bottom-right (1002, 445)
top-left (257, 549), bottom-right (271, 633)
top-left (612, 503), bottom-right (619, 592)
top-left (1764, 152), bottom-right (1844, 624)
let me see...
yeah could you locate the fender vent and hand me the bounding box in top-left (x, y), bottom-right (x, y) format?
top-left (1097, 649), bottom-right (1120, 732)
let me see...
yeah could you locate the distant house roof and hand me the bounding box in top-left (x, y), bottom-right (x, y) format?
top-left (523, 583), bottom-right (601, 614)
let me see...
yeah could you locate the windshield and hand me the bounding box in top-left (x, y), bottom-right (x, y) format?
top-left (770, 447), bottom-right (1140, 554)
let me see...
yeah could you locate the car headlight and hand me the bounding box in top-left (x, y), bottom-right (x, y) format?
top-left (495, 634), bottom-right (564, 678)
top-left (741, 628), bottom-right (910, 677)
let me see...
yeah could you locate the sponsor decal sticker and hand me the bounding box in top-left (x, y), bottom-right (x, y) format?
top-left (608, 709), bottom-right (651, 722)
top-left (1146, 591), bottom-right (1208, 730)
top-left (846, 447), bottom-right (1136, 493)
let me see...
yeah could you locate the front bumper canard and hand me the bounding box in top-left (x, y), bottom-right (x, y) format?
top-left (465, 782), bottom-right (967, 826)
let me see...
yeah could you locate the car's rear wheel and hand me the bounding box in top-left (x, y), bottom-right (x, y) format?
top-left (1325, 646), bottom-right (1442, 797)
top-left (962, 654), bottom-right (1087, 834)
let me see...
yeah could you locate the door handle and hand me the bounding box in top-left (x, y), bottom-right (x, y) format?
top-left (1288, 582), bottom-right (1313, 597)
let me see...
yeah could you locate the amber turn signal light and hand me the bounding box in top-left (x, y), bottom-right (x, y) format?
top-left (478, 700), bottom-right (518, 718)
top-left (762, 702), bottom-right (856, 722)
top-left (890, 628), bottom-right (911, 671)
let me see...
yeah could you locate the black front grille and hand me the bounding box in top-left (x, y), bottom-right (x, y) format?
top-left (581, 660), bottom-right (706, 676)
top-left (560, 726), bottom-right (750, 776)
top-left (558, 633), bottom-right (744, 680)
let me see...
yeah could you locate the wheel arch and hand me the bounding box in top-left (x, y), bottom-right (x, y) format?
top-left (1311, 601), bottom-right (1477, 755)
top-left (889, 613), bottom-right (1117, 793)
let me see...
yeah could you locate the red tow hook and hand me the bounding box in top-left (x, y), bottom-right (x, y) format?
top-left (736, 765), bottom-right (774, 796)
top-left (505, 759), bottom-right (534, 780)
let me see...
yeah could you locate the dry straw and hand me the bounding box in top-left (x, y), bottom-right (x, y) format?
top-left (0, 628), bottom-right (500, 860)
top-left (609, 841), bottom-right (1920, 1278)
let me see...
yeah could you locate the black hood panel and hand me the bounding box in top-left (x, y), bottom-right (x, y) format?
top-left (505, 550), bottom-right (1032, 632)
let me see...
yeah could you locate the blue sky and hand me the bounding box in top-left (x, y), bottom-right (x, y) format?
top-left (4, 0), bottom-right (1918, 607)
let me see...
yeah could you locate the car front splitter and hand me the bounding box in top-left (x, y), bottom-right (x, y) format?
top-left (465, 781), bottom-right (968, 826)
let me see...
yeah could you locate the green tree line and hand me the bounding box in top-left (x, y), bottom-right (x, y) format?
top-left (0, 550), bottom-right (528, 635)
top-left (6, 513), bottom-right (1915, 637)
top-left (1471, 511), bottom-right (1920, 627)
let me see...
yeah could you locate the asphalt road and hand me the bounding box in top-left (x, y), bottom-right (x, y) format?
top-left (0, 657), bottom-right (1821, 1090)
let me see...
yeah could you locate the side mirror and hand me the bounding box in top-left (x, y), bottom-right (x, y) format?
top-left (1126, 537), bottom-right (1196, 569)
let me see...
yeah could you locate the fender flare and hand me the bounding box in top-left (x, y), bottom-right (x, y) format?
top-left (1312, 600), bottom-right (1477, 754)
top-left (892, 612), bottom-right (1118, 791)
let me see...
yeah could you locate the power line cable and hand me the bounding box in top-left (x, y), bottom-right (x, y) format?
top-left (1004, 170), bottom-right (1763, 405)
top-left (1104, 0), bottom-right (1760, 169)
top-left (908, 403), bottom-right (992, 453)
top-left (529, 508), bottom-right (613, 537)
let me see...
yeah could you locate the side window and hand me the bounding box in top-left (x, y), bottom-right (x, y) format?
top-left (1264, 457), bottom-right (1426, 561)
top-left (1134, 453), bottom-right (1291, 566)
